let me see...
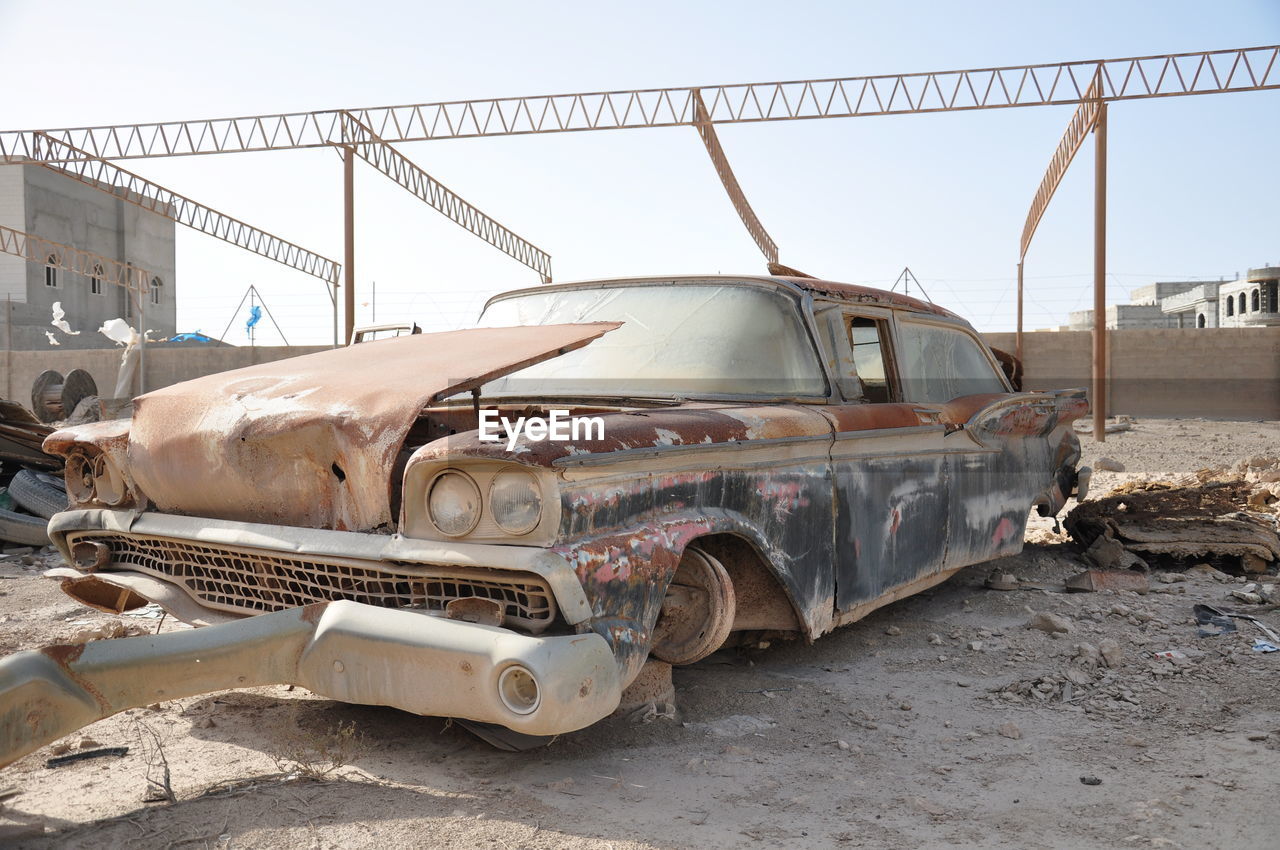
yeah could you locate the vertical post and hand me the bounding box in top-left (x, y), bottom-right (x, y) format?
top-left (343, 147), bottom-right (356, 346)
top-left (136, 285), bottom-right (147, 395)
top-left (1092, 102), bottom-right (1108, 442)
top-left (1015, 261), bottom-right (1024, 363)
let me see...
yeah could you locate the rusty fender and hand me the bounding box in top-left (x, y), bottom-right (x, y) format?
top-left (0, 600), bottom-right (619, 769)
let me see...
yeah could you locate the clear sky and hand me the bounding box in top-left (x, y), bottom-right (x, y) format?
top-left (2, 0), bottom-right (1277, 345)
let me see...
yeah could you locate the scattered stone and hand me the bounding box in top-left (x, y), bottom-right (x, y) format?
top-left (967, 640), bottom-right (984, 652)
top-left (1155, 572), bottom-right (1189, 584)
top-left (1095, 457), bottom-right (1125, 472)
top-left (1098, 638), bottom-right (1123, 668)
top-left (1065, 668), bottom-right (1093, 686)
top-left (998, 722), bottom-right (1022, 740)
top-left (47, 741), bottom-right (72, 756)
top-left (884, 626), bottom-right (902, 636)
top-left (1186, 563), bottom-right (1232, 582)
top-left (77, 737), bottom-right (100, 750)
top-left (1231, 590), bottom-right (1264, 605)
top-left (1026, 612), bottom-right (1072, 634)
top-left (1080, 775), bottom-right (1103, 786)
top-left (927, 633), bottom-right (944, 645)
top-left (1245, 732), bottom-right (1270, 742)
top-left (1122, 735), bottom-right (1147, 748)
top-left (836, 739), bottom-right (850, 750)
top-left (985, 572), bottom-right (1019, 591)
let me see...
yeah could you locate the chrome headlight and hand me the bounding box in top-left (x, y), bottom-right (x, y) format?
top-left (489, 468), bottom-right (542, 535)
top-left (426, 470), bottom-right (482, 537)
top-left (65, 452), bottom-right (129, 507)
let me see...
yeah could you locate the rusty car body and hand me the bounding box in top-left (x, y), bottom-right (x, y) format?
top-left (0, 274), bottom-right (1088, 762)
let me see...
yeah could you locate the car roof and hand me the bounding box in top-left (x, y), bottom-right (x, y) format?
top-left (487, 274), bottom-right (961, 321)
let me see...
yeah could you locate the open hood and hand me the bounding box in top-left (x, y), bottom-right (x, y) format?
top-left (126, 322), bottom-right (620, 531)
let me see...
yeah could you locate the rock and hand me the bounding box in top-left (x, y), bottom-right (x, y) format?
top-left (1095, 457), bottom-right (1125, 472)
top-left (1245, 731), bottom-right (1270, 742)
top-left (1082, 533), bottom-right (1147, 572)
top-left (836, 739), bottom-right (850, 750)
top-left (884, 625), bottom-right (902, 636)
top-left (1186, 563), bottom-right (1231, 582)
top-left (1231, 590), bottom-right (1263, 605)
top-left (77, 736), bottom-right (100, 750)
top-left (927, 633), bottom-right (944, 645)
top-left (1026, 612), bottom-right (1072, 634)
top-left (1080, 775), bottom-right (1103, 786)
top-left (967, 640), bottom-right (984, 652)
top-left (1155, 572), bottom-right (1188, 584)
top-left (998, 722), bottom-right (1022, 740)
top-left (1065, 668), bottom-right (1092, 685)
top-left (47, 741), bottom-right (72, 756)
top-left (1098, 638), bottom-right (1123, 668)
top-left (985, 572), bottom-right (1019, 591)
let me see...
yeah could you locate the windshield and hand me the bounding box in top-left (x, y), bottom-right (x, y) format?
top-left (475, 283), bottom-right (827, 398)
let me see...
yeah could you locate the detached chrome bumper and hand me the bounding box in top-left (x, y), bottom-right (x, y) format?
top-left (0, 599), bottom-right (621, 768)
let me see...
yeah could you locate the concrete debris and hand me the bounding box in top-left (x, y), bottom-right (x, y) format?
top-left (1066, 481), bottom-right (1280, 576)
top-left (1065, 569), bottom-right (1150, 594)
top-left (997, 722), bottom-right (1022, 740)
top-left (1026, 612), bottom-right (1073, 634)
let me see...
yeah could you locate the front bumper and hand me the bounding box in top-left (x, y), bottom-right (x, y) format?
top-left (0, 599), bottom-right (621, 768)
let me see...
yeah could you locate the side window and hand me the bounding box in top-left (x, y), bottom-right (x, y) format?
top-left (896, 322), bottom-right (1007, 403)
top-left (846, 316), bottom-right (894, 403)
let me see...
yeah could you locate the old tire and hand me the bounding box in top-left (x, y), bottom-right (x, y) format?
top-left (9, 469), bottom-right (68, 520)
top-left (0, 505), bottom-right (50, 546)
top-left (650, 547), bottom-right (736, 666)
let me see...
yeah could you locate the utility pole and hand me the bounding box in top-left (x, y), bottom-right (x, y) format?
top-left (343, 146), bottom-right (356, 346)
top-left (1092, 102), bottom-right (1108, 442)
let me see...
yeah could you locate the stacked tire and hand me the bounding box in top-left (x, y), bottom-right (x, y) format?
top-left (0, 469), bottom-right (67, 546)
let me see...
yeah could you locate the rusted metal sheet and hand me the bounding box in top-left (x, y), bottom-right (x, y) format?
top-left (103, 323), bottom-right (618, 532)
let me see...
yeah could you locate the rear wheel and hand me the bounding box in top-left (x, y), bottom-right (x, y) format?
top-left (650, 546), bottom-right (736, 665)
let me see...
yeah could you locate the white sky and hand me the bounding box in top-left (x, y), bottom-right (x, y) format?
top-left (2, 0), bottom-right (1277, 345)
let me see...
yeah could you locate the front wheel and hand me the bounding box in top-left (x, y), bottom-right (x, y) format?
top-left (650, 546), bottom-right (736, 665)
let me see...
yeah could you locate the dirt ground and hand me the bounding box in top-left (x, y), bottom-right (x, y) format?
top-left (0, 418), bottom-right (1278, 849)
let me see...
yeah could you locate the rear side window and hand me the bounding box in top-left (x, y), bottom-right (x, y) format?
top-left (896, 322), bottom-right (1007, 403)
top-left (847, 316), bottom-right (895, 403)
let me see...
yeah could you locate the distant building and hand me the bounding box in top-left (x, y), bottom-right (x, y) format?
top-left (0, 164), bottom-right (177, 349)
top-left (1068, 266), bottom-right (1280, 330)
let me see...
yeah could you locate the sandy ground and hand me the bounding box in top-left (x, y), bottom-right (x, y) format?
top-left (0, 418), bottom-right (1277, 849)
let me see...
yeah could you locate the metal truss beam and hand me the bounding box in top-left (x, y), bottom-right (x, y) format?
top-left (337, 112), bottom-right (552, 282)
top-left (11, 133), bottom-right (341, 289)
top-left (691, 89), bottom-right (778, 265)
top-left (2, 46), bottom-right (1274, 161)
top-left (0, 224), bottom-right (150, 294)
top-left (1020, 77), bottom-right (1103, 260)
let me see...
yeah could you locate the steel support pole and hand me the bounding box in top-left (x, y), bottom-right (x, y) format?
top-left (1091, 102), bottom-right (1107, 442)
top-left (1015, 261), bottom-right (1024, 363)
top-left (343, 147), bottom-right (355, 346)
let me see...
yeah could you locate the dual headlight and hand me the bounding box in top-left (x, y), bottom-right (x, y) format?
top-left (427, 467), bottom-right (542, 537)
top-left (65, 452), bottom-right (129, 507)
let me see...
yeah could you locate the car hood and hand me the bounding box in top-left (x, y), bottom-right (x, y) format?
top-left (125, 322), bottom-right (619, 531)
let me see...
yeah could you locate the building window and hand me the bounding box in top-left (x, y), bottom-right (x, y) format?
top-left (44, 255), bottom-right (58, 287)
top-left (90, 264), bottom-right (104, 296)
top-left (1239, 293), bottom-right (1246, 314)
top-left (150, 277), bottom-right (162, 305)
top-left (1252, 289), bottom-right (1260, 312)
top-left (1197, 313), bottom-right (1206, 328)
top-left (1226, 297), bottom-right (1234, 317)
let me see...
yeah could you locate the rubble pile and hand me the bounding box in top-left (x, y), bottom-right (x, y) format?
top-left (1065, 462), bottom-right (1280, 576)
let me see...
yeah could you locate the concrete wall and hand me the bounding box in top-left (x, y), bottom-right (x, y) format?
top-left (6, 165), bottom-right (177, 350)
top-left (2, 330), bottom-right (1276, 421)
top-left (0, 344), bottom-right (328, 406)
top-left (984, 328), bottom-right (1280, 419)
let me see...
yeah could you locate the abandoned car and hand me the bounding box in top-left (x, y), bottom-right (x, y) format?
top-left (0, 274), bottom-right (1089, 760)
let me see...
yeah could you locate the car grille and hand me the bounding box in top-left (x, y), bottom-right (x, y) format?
top-left (67, 531), bottom-right (557, 632)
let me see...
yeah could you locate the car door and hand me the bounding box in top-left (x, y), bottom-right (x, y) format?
top-left (819, 307), bottom-right (954, 617)
top-left (891, 317), bottom-right (1056, 570)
